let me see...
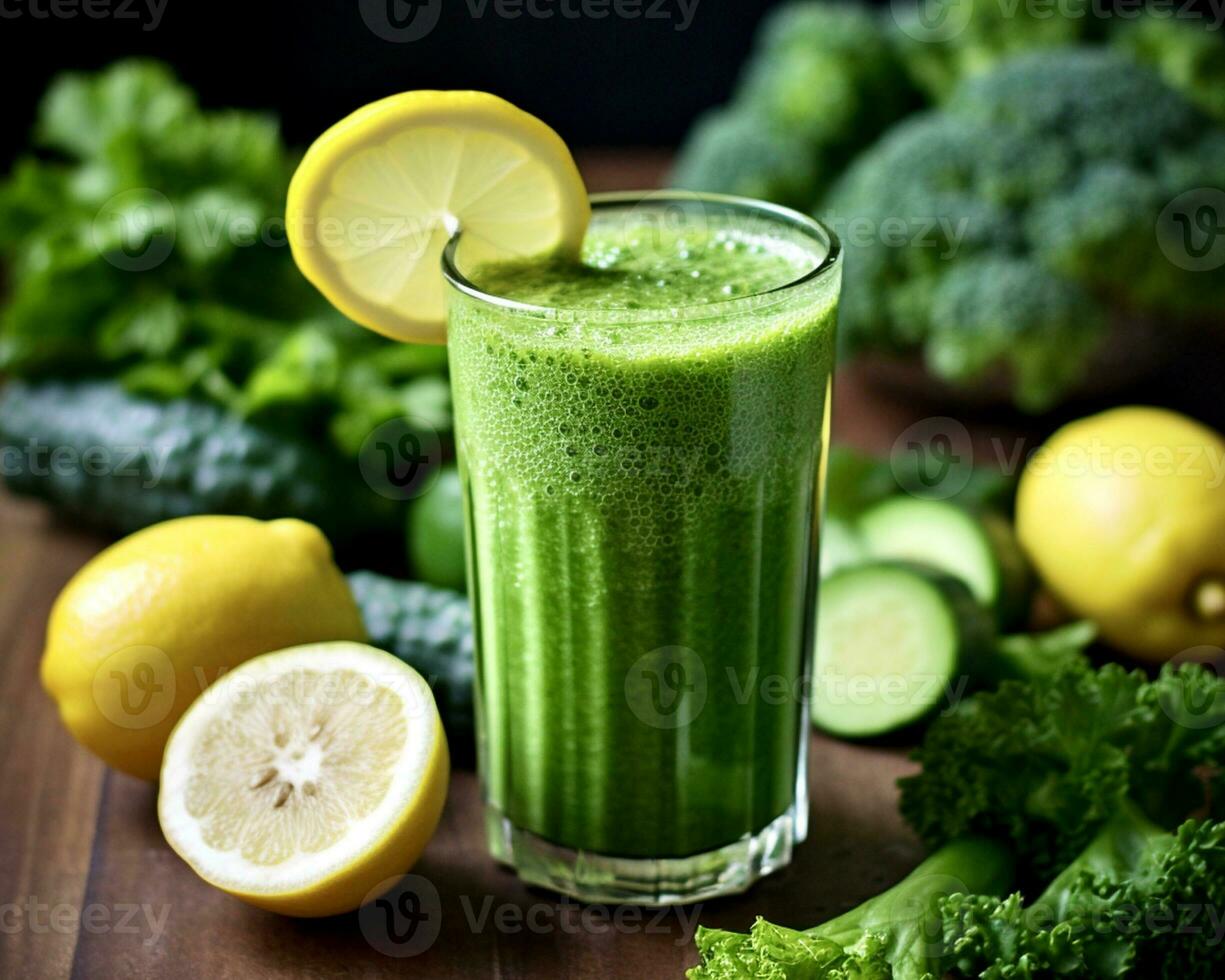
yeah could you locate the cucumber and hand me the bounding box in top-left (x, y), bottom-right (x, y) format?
top-left (0, 380), bottom-right (398, 544)
top-left (407, 464), bottom-right (467, 591)
top-left (347, 570), bottom-right (474, 759)
top-left (812, 562), bottom-right (995, 738)
top-left (820, 515), bottom-right (867, 578)
top-left (857, 497), bottom-right (1031, 627)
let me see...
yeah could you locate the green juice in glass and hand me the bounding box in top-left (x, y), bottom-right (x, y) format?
top-left (444, 194), bottom-right (840, 904)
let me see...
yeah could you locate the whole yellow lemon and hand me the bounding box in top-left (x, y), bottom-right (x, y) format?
top-left (41, 516), bottom-right (366, 780)
top-left (1016, 407), bottom-right (1225, 662)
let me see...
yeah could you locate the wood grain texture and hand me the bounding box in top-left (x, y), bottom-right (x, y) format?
top-left (0, 500), bottom-right (109, 980)
top-left (1, 150), bottom-right (1036, 979)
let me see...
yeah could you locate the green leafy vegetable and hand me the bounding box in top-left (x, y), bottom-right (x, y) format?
top-left (690, 656), bottom-right (1225, 978)
top-left (942, 802), bottom-right (1225, 977)
top-left (900, 661), bottom-right (1225, 882)
top-left (688, 837), bottom-right (1015, 979)
top-left (0, 60), bottom-right (451, 457)
top-left (0, 378), bottom-right (398, 545)
top-left (347, 571), bottom-right (475, 756)
top-left (989, 620), bottom-right (1096, 685)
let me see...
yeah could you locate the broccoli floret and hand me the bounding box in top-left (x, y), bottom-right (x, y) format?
top-left (1112, 7), bottom-right (1225, 123)
top-left (942, 803), bottom-right (1225, 977)
top-left (671, 2), bottom-right (920, 210)
top-left (824, 47), bottom-right (1225, 411)
top-left (888, 0), bottom-right (1097, 102)
top-left (737, 2), bottom-right (920, 149)
top-left (688, 837), bottom-right (1015, 980)
top-left (669, 108), bottom-right (820, 211)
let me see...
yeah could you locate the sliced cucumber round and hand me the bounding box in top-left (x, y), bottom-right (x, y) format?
top-left (856, 497), bottom-right (1031, 628)
top-left (812, 562), bottom-right (994, 738)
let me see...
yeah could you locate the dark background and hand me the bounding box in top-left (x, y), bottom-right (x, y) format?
top-left (0, 0), bottom-right (787, 163)
top-left (5, 0), bottom-right (1225, 166)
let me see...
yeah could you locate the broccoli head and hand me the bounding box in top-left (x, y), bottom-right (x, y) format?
top-left (888, 0), bottom-right (1098, 102)
top-left (1112, 6), bottom-right (1225, 123)
top-left (669, 108), bottom-right (820, 212)
top-left (671, 2), bottom-right (920, 211)
top-left (736, 2), bottom-right (920, 152)
top-left (824, 47), bottom-right (1225, 411)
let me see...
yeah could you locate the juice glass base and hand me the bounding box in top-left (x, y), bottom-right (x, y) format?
top-left (484, 769), bottom-right (809, 907)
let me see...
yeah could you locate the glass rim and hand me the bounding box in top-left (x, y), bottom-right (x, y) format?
top-left (440, 190), bottom-right (842, 318)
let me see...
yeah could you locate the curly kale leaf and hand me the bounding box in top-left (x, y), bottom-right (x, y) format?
top-left (900, 662), bottom-right (1225, 882)
top-left (941, 804), bottom-right (1225, 978)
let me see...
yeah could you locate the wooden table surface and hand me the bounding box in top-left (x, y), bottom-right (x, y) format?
top-left (5, 149), bottom-right (1213, 980)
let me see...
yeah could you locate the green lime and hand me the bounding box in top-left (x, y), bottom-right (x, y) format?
top-left (407, 465), bottom-right (467, 591)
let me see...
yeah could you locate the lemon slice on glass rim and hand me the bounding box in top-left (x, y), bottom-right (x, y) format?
top-left (287, 90), bottom-right (590, 344)
top-left (157, 642), bottom-right (449, 917)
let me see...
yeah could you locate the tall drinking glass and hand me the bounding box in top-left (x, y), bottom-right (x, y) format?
top-left (443, 193), bottom-right (841, 904)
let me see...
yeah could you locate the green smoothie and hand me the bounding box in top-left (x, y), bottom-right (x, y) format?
top-left (445, 197), bottom-right (839, 869)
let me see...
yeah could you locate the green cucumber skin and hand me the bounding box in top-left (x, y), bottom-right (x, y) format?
top-left (347, 571), bottom-right (474, 758)
top-left (857, 496), bottom-right (1031, 628)
top-left (977, 511), bottom-right (1033, 629)
top-left (910, 562), bottom-right (999, 684)
top-left (813, 561), bottom-right (996, 739)
top-left (0, 380), bottom-right (396, 544)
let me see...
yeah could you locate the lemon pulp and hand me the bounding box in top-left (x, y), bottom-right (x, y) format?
top-left (159, 642), bottom-right (448, 916)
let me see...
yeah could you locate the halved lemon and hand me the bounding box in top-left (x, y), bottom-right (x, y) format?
top-left (287, 90), bottom-right (590, 343)
top-left (157, 642), bottom-right (449, 917)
